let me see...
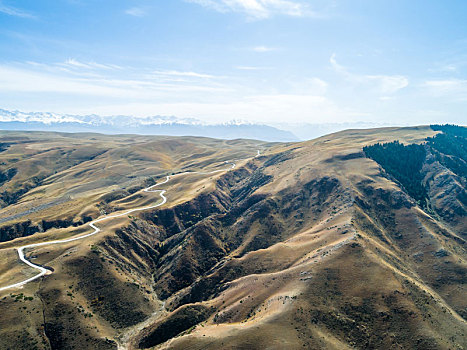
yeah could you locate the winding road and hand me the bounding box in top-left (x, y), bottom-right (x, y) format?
top-left (0, 159), bottom-right (240, 292)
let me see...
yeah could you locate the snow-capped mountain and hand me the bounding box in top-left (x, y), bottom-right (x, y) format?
top-left (0, 109), bottom-right (298, 142)
top-left (0, 109), bottom-right (202, 126)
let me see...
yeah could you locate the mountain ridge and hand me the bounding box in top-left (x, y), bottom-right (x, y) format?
top-left (0, 109), bottom-right (298, 142)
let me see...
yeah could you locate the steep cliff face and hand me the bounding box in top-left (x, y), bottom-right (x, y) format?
top-left (424, 151), bottom-right (466, 232)
top-left (363, 125), bottom-right (466, 233)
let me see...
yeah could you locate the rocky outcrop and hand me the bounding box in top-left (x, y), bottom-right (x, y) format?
top-left (423, 151), bottom-right (467, 231)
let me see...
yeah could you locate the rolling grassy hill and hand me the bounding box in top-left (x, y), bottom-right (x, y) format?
top-left (0, 126), bottom-right (465, 350)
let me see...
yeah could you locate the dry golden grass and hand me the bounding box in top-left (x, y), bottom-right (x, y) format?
top-left (0, 127), bottom-right (465, 350)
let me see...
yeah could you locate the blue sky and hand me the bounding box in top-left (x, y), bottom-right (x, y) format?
top-left (0, 0), bottom-right (466, 125)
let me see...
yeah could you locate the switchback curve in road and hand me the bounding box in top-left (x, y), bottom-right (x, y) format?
top-left (0, 159), bottom-right (240, 292)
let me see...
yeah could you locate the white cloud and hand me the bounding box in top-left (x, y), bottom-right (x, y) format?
top-left (439, 64), bottom-right (457, 72)
top-left (365, 75), bottom-right (409, 94)
top-left (125, 7), bottom-right (146, 17)
top-left (251, 45), bottom-right (276, 52)
top-left (0, 64), bottom-right (230, 101)
top-left (0, 61), bottom-right (356, 124)
top-left (0, 1), bottom-right (35, 18)
top-left (62, 59), bottom-right (122, 70)
top-left (422, 79), bottom-right (467, 100)
top-left (64, 58), bottom-right (90, 69)
top-left (0, 65), bottom-right (129, 97)
top-left (151, 70), bottom-right (217, 79)
top-left (186, 0), bottom-right (314, 19)
top-left (424, 79), bottom-right (467, 91)
top-left (329, 53), bottom-right (346, 74)
top-left (235, 66), bottom-right (271, 70)
top-left (429, 56), bottom-right (467, 73)
top-left (306, 77), bottom-right (328, 93)
top-left (330, 54), bottom-right (409, 94)
top-left (73, 93), bottom-right (351, 124)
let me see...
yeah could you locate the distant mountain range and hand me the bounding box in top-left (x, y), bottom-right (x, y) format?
top-left (0, 109), bottom-right (298, 142)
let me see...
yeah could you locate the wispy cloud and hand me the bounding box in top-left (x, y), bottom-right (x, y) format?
top-left (306, 77), bottom-right (328, 94)
top-left (366, 75), bottom-right (409, 94)
top-left (152, 70), bottom-right (217, 79)
top-left (330, 54), bottom-right (409, 95)
top-left (0, 61), bottom-right (353, 124)
top-left (329, 54), bottom-right (346, 75)
top-left (125, 7), bottom-right (146, 17)
top-left (0, 63), bottom-right (231, 102)
top-left (75, 93), bottom-right (350, 124)
top-left (251, 45), bottom-right (276, 52)
top-left (429, 55), bottom-right (467, 73)
top-left (0, 1), bottom-right (35, 18)
top-left (61, 58), bottom-right (122, 70)
top-left (438, 64), bottom-right (458, 73)
top-left (186, 0), bottom-right (315, 19)
top-left (235, 66), bottom-right (271, 70)
top-left (25, 60), bottom-right (219, 81)
top-left (422, 79), bottom-right (467, 101)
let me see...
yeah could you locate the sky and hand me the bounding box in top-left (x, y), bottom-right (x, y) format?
top-left (0, 0), bottom-right (466, 126)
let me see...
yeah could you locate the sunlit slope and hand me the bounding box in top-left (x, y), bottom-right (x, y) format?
top-left (0, 131), bottom-right (265, 241)
top-left (0, 127), bottom-right (465, 350)
top-left (134, 126), bottom-right (465, 350)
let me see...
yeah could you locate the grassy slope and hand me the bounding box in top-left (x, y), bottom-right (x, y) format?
top-left (0, 127), bottom-right (465, 350)
top-left (139, 126), bottom-right (466, 350)
top-left (0, 131), bottom-right (266, 349)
